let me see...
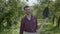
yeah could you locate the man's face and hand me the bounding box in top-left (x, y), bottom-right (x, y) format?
top-left (24, 7), bottom-right (30, 15)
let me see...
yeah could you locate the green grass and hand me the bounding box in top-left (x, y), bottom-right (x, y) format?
top-left (41, 23), bottom-right (60, 34)
top-left (37, 19), bottom-right (60, 34)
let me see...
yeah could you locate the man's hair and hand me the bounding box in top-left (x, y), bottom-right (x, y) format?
top-left (24, 6), bottom-right (29, 10)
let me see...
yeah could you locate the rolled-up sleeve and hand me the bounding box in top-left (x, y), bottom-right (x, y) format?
top-left (20, 19), bottom-right (25, 34)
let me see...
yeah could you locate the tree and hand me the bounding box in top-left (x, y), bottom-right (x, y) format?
top-left (0, 0), bottom-right (22, 32)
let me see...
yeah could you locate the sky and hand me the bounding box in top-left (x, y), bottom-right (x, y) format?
top-left (6, 0), bottom-right (38, 6)
top-left (27, 0), bottom-right (56, 6)
top-left (27, 0), bottom-right (38, 6)
top-left (6, 0), bottom-right (56, 6)
top-left (24, 0), bottom-right (56, 6)
top-left (21, 0), bottom-right (38, 6)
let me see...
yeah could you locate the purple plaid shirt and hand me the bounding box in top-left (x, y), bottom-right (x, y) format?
top-left (20, 15), bottom-right (37, 34)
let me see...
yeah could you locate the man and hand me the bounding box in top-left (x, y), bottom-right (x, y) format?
top-left (20, 6), bottom-right (37, 34)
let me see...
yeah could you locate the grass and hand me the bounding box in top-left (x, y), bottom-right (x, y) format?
top-left (41, 22), bottom-right (60, 34)
top-left (37, 19), bottom-right (60, 34)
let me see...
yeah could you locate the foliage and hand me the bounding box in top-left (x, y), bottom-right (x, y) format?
top-left (0, 0), bottom-right (22, 32)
